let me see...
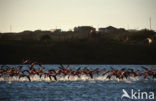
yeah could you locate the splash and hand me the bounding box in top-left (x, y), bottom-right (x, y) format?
top-left (0, 75), bottom-right (155, 83)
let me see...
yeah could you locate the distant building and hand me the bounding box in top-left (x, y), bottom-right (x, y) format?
top-left (98, 26), bottom-right (117, 33)
top-left (127, 29), bottom-right (138, 32)
top-left (50, 29), bottom-right (61, 33)
top-left (98, 28), bottom-right (106, 33)
top-left (74, 26), bottom-right (96, 33)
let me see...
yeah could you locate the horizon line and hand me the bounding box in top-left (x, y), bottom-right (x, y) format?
top-left (0, 25), bottom-right (154, 33)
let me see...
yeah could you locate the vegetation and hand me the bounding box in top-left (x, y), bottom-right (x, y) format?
top-left (0, 26), bottom-right (156, 64)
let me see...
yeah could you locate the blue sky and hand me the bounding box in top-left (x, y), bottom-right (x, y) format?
top-left (0, 0), bottom-right (156, 32)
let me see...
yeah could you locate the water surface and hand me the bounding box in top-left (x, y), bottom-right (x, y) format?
top-left (0, 65), bottom-right (156, 101)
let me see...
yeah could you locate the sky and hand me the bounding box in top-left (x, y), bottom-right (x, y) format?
top-left (0, 0), bottom-right (156, 32)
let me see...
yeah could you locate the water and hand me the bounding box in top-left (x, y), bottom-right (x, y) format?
top-left (0, 65), bottom-right (156, 101)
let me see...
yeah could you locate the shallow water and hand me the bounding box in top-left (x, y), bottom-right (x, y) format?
top-left (0, 65), bottom-right (156, 101)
